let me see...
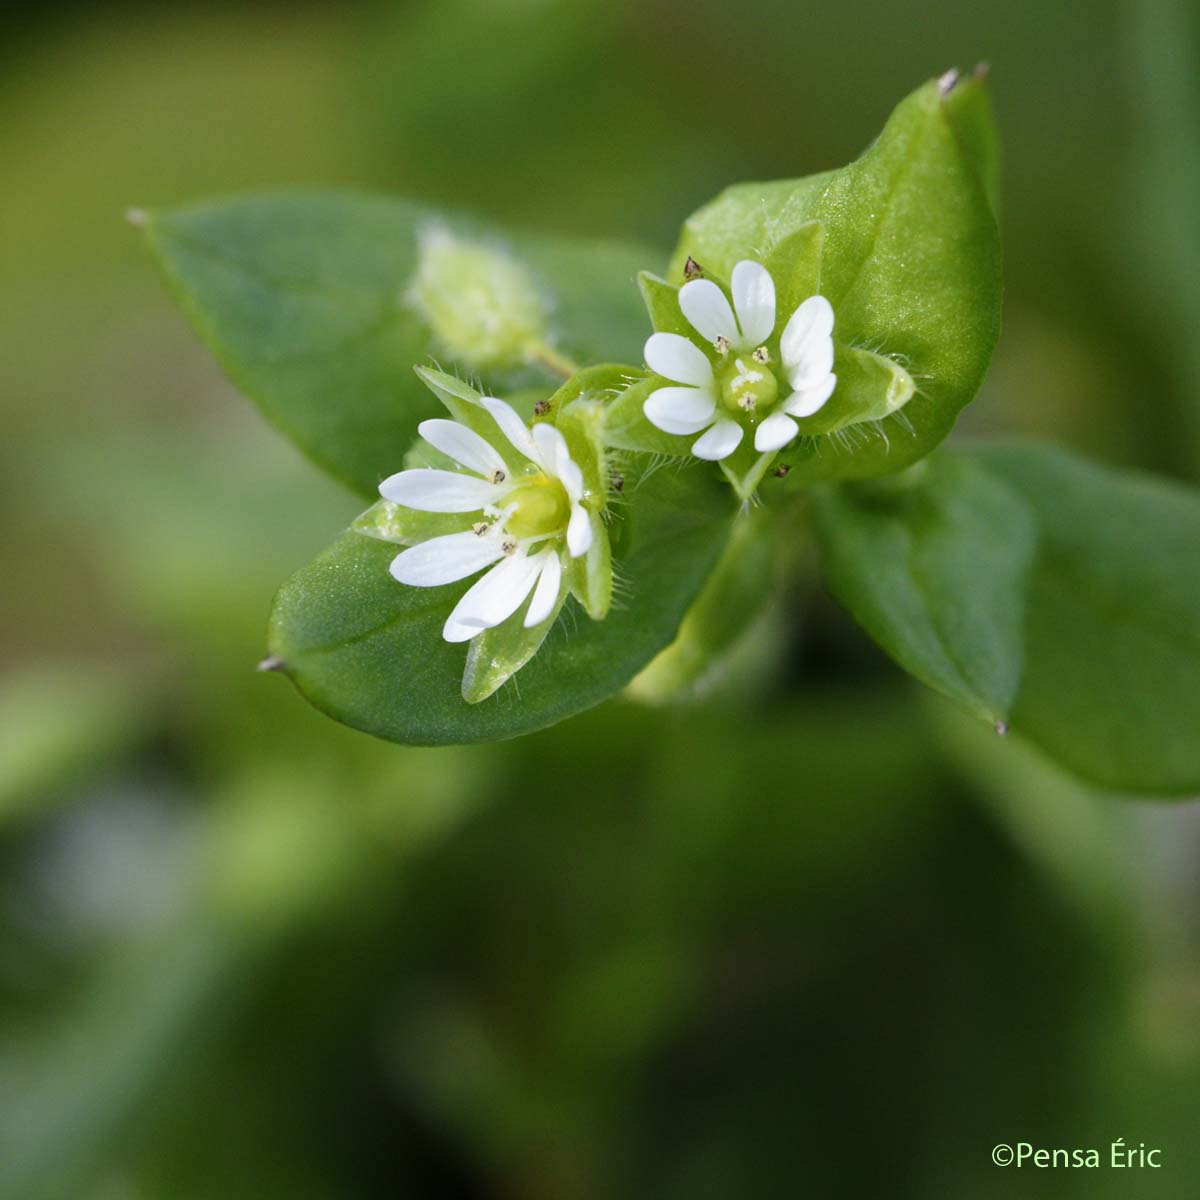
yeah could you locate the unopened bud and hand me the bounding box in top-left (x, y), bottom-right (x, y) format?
top-left (409, 226), bottom-right (547, 370)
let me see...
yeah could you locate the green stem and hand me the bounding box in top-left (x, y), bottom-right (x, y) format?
top-left (723, 451), bottom-right (776, 502)
top-left (525, 340), bottom-right (580, 381)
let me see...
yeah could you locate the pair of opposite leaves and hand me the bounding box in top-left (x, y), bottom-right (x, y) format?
top-left (142, 72), bottom-right (1200, 797)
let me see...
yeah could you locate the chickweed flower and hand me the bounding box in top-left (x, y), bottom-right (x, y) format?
top-left (642, 260), bottom-right (837, 460)
top-left (381, 398), bottom-right (592, 643)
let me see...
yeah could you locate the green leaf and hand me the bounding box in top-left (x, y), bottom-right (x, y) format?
top-left (266, 457), bottom-right (733, 744)
top-left (813, 442), bottom-right (1200, 795)
top-left (670, 73), bottom-right (1001, 485)
top-left (142, 191), bottom-right (659, 497)
top-left (811, 454), bottom-right (1035, 726)
top-left (973, 443), bottom-right (1200, 794)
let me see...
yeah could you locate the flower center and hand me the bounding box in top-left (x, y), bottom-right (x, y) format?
top-left (718, 354), bottom-right (778, 417)
top-left (503, 472), bottom-right (571, 539)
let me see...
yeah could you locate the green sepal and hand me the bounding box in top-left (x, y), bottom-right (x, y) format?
top-left (553, 386), bottom-right (615, 619)
top-left (638, 271), bottom-right (693, 337)
top-left (796, 345), bottom-right (916, 437)
top-left (546, 366), bottom-right (636, 495)
top-left (602, 375), bottom-right (691, 457)
top-left (566, 511), bottom-right (613, 620)
top-left (461, 578), bottom-right (570, 704)
top-left (351, 500), bottom-right (471, 547)
top-left (411, 365), bottom-right (536, 473)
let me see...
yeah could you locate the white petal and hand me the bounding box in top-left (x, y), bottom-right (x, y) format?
top-left (783, 373), bottom-right (837, 417)
top-left (644, 386), bottom-right (717, 435)
top-left (787, 343), bottom-right (835, 390)
top-left (417, 419), bottom-right (506, 478)
top-left (480, 396), bottom-right (540, 464)
top-left (566, 503), bottom-right (592, 557)
top-left (442, 553), bottom-right (543, 642)
top-left (389, 531), bottom-right (504, 587)
top-left (691, 419), bottom-right (744, 461)
top-left (754, 411), bottom-right (800, 453)
top-left (730, 260), bottom-right (776, 347)
top-left (523, 551), bottom-right (562, 628)
top-left (779, 295), bottom-right (835, 383)
top-left (531, 423), bottom-right (583, 500)
top-left (442, 613), bottom-right (482, 642)
top-left (379, 469), bottom-right (501, 513)
top-left (678, 279), bottom-right (740, 346)
top-left (644, 332), bottom-right (713, 387)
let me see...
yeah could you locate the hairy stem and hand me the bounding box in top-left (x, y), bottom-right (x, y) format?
top-left (525, 340), bottom-right (580, 381)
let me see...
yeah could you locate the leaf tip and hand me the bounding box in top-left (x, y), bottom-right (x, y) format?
top-left (256, 655), bottom-right (286, 674)
top-left (993, 719), bottom-right (1009, 737)
top-left (124, 206), bottom-right (149, 229)
top-left (936, 67), bottom-right (962, 98)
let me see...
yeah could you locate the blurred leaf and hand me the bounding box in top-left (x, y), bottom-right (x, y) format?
top-left (0, 914), bottom-right (239, 1200)
top-left (671, 72), bottom-right (1001, 486)
top-left (0, 666), bottom-right (146, 824)
top-left (267, 457), bottom-right (734, 744)
top-left (929, 696), bottom-right (1140, 931)
top-left (141, 191), bottom-right (658, 497)
top-left (815, 440), bottom-right (1200, 794)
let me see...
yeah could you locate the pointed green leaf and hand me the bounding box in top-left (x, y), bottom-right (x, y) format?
top-left (141, 191), bottom-right (660, 497)
top-left (265, 457), bottom-right (733, 744)
top-left (973, 442), bottom-right (1200, 794)
top-left (812, 454), bottom-right (1034, 726)
top-left (671, 73), bottom-right (1001, 486)
top-left (813, 442), bottom-right (1200, 794)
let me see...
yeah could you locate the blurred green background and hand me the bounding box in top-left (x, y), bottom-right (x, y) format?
top-left (3, 1), bottom-right (1200, 1196)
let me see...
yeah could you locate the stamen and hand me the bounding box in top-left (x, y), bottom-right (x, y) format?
top-left (714, 335), bottom-right (731, 356)
top-left (472, 521), bottom-right (491, 536)
top-left (683, 256), bottom-right (705, 280)
top-left (752, 346), bottom-right (770, 365)
top-left (489, 468), bottom-right (507, 485)
top-left (500, 537), bottom-right (518, 556)
top-left (772, 463), bottom-right (792, 478)
top-left (533, 399), bottom-right (552, 417)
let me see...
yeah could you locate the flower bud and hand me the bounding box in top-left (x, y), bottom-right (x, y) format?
top-left (409, 226), bottom-right (548, 370)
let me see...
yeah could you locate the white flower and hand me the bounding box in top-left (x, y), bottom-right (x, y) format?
top-left (642, 260), bottom-right (837, 460)
top-left (379, 398), bottom-right (592, 643)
